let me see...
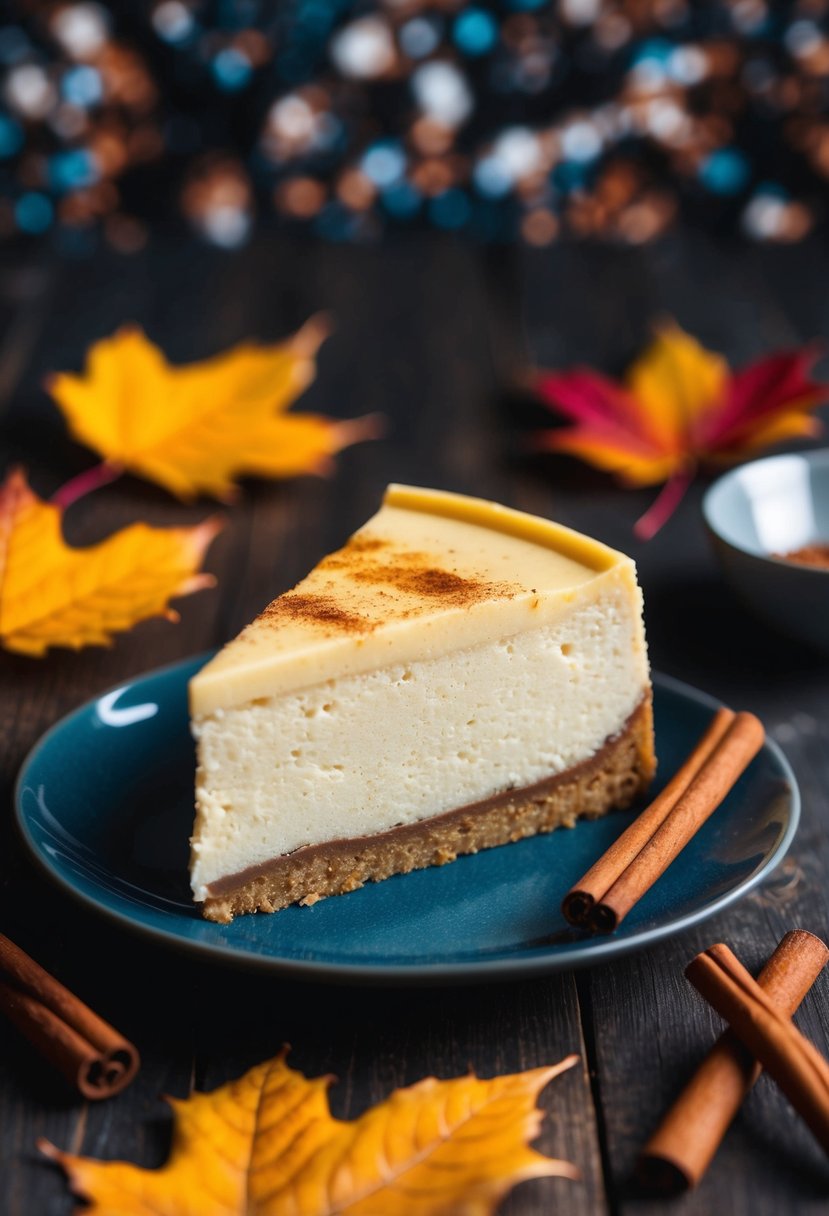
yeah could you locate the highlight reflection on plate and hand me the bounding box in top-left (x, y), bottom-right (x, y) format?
top-left (16, 658), bottom-right (799, 984)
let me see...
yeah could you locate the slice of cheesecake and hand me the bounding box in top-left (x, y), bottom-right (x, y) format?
top-left (190, 485), bottom-right (655, 922)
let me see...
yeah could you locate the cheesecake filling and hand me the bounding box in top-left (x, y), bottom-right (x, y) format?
top-left (190, 587), bottom-right (649, 901)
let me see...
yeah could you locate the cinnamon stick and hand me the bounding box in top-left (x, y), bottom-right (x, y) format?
top-left (639, 930), bottom-right (829, 1193)
top-left (0, 933), bottom-right (139, 1100)
top-left (562, 708), bottom-right (736, 925)
top-left (686, 942), bottom-right (829, 1156)
top-left (587, 712), bottom-right (765, 933)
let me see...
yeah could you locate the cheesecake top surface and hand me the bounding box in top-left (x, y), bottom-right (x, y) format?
top-left (190, 484), bottom-right (637, 713)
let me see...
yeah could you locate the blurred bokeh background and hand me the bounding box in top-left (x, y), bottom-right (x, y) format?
top-left (2, 0), bottom-right (828, 253)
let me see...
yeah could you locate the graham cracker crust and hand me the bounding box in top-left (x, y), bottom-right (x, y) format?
top-left (202, 694), bottom-right (655, 923)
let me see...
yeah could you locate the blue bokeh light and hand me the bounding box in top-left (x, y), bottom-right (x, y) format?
top-left (212, 47), bottom-right (253, 91)
top-left (50, 148), bottom-right (98, 193)
top-left (453, 9), bottom-right (498, 57)
top-left (62, 65), bottom-right (103, 107)
top-left (0, 115), bottom-right (23, 158)
top-left (15, 192), bottom-right (53, 234)
top-left (362, 140), bottom-right (406, 188)
top-left (430, 188), bottom-right (471, 229)
top-left (381, 180), bottom-right (421, 218)
top-left (400, 17), bottom-right (441, 60)
top-left (553, 161), bottom-right (589, 191)
top-left (699, 148), bottom-right (750, 195)
top-left (473, 156), bottom-right (512, 197)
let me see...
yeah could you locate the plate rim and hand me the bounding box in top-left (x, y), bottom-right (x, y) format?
top-left (15, 660), bottom-right (801, 986)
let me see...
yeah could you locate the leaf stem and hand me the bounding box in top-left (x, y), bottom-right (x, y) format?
top-left (331, 412), bottom-right (386, 448)
top-left (634, 466), bottom-right (695, 541)
top-left (51, 462), bottom-right (124, 510)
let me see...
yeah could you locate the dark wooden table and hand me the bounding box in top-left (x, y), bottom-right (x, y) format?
top-left (2, 228), bottom-right (829, 1215)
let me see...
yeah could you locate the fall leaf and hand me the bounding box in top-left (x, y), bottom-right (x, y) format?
top-left (0, 468), bottom-right (219, 656)
top-left (40, 1049), bottom-right (580, 1216)
top-left (533, 321), bottom-right (826, 538)
top-left (47, 316), bottom-right (380, 502)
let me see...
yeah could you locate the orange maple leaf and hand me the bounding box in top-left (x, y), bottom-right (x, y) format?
top-left (40, 1050), bottom-right (580, 1216)
top-left (47, 316), bottom-right (381, 503)
top-left (0, 468), bottom-right (219, 656)
top-left (533, 322), bottom-right (826, 538)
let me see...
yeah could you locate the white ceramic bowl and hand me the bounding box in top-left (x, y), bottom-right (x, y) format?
top-left (703, 449), bottom-right (829, 652)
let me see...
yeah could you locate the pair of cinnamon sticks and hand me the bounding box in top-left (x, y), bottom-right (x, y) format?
top-left (563, 707), bottom-right (764, 933)
top-left (640, 929), bottom-right (829, 1192)
top-left (0, 932), bottom-right (139, 1100)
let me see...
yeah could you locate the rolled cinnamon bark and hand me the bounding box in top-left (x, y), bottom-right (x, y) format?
top-left (0, 933), bottom-right (139, 1100)
top-left (639, 930), bottom-right (829, 1193)
top-left (590, 712), bottom-right (764, 933)
top-left (686, 942), bottom-right (829, 1157)
top-left (562, 708), bottom-right (735, 926)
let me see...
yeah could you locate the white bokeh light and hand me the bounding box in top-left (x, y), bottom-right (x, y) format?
top-left (412, 62), bottom-right (473, 128)
top-left (331, 17), bottom-right (395, 80)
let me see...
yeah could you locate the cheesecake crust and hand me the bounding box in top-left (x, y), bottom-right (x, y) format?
top-left (202, 695), bottom-right (655, 923)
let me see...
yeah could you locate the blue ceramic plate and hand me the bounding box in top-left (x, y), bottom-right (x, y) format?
top-left (15, 658), bottom-right (798, 985)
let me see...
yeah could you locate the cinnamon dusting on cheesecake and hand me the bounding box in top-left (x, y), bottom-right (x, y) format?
top-left (342, 535), bottom-right (389, 554)
top-left (262, 594), bottom-right (369, 632)
top-left (251, 526), bottom-right (528, 639)
top-left (318, 533), bottom-right (515, 609)
top-left (350, 562), bottom-right (505, 603)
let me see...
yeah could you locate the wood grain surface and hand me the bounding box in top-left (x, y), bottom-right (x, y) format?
top-left (1, 229), bottom-right (828, 1214)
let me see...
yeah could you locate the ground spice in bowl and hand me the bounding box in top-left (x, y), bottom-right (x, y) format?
top-left (775, 544), bottom-right (829, 569)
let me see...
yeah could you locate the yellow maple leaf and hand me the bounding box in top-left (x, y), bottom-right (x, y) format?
top-left (47, 317), bottom-right (380, 501)
top-left (0, 468), bottom-right (220, 656)
top-left (40, 1050), bottom-right (580, 1216)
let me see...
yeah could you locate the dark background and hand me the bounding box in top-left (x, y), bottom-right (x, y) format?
top-left (1, 227), bottom-right (829, 1213)
top-left (4, 1), bottom-right (829, 249)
